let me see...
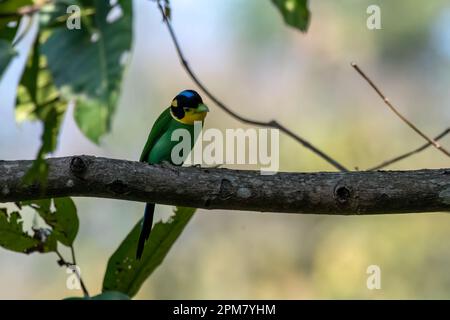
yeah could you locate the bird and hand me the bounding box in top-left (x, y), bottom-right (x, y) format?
top-left (136, 89), bottom-right (209, 259)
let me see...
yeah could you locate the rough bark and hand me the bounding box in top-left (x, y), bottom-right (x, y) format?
top-left (0, 156), bottom-right (449, 214)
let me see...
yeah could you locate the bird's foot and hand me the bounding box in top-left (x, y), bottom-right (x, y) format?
top-left (187, 163), bottom-right (223, 169)
top-left (186, 164), bottom-right (202, 168)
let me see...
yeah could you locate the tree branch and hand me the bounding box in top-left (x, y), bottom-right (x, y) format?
top-left (1, 156), bottom-right (449, 214)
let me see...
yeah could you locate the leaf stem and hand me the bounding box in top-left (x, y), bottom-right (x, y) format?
top-left (55, 248), bottom-right (90, 298)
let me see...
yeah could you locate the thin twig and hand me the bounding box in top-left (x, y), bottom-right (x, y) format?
top-left (153, 0), bottom-right (348, 172)
top-left (70, 245), bottom-right (77, 266)
top-left (351, 62), bottom-right (450, 158)
top-left (369, 127), bottom-right (450, 170)
top-left (55, 248), bottom-right (90, 297)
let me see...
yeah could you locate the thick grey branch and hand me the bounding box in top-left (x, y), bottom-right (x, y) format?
top-left (1, 156), bottom-right (450, 214)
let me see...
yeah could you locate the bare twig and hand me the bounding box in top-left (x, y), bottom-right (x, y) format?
top-left (369, 127), bottom-right (450, 170)
top-left (351, 62), bottom-right (450, 159)
top-left (153, 0), bottom-right (348, 172)
top-left (55, 248), bottom-right (89, 297)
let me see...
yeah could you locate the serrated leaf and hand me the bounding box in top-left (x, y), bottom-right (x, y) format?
top-left (0, 208), bottom-right (56, 254)
top-left (41, 0), bottom-right (132, 143)
top-left (271, 0), bottom-right (310, 32)
top-left (53, 197), bottom-right (78, 246)
top-left (102, 206), bottom-right (196, 297)
top-left (24, 198), bottom-right (79, 246)
top-left (0, 208), bottom-right (39, 253)
top-left (0, 0), bottom-right (32, 14)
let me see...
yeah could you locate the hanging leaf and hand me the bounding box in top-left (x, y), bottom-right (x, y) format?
top-left (53, 197), bottom-right (78, 246)
top-left (17, 33), bottom-right (67, 185)
top-left (0, 0), bottom-right (32, 79)
top-left (0, 208), bottom-right (39, 253)
top-left (103, 207), bottom-right (196, 297)
top-left (42, 0), bottom-right (133, 143)
top-left (0, 207), bottom-right (57, 254)
top-left (271, 0), bottom-right (310, 32)
top-left (23, 198), bottom-right (79, 247)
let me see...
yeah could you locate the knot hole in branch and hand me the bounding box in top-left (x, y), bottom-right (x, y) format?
top-left (334, 185), bottom-right (352, 204)
top-left (70, 157), bottom-right (87, 177)
top-left (219, 178), bottom-right (234, 200)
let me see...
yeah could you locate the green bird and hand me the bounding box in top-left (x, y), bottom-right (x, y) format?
top-left (136, 89), bottom-right (209, 259)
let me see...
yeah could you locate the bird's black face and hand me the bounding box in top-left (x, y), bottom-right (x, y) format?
top-left (170, 90), bottom-right (209, 124)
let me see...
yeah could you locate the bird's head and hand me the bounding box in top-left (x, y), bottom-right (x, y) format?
top-left (170, 90), bottom-right (209, 124)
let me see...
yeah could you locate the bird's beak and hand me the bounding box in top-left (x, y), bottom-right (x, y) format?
top-left (196, 104), bottom-right (209, 113)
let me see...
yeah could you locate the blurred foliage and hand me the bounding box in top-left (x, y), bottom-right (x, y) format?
top-left (272, 0), bottom-right (310, 32)
top-left (42, 0), bottom-right (132, 143)
top-left (0, 0), bottom-right (30, 79)
top-left (0, 208), bottom-right (40, 253)
top-left (0, 203), bottom-right (62, 254)
top-left (103, 207), bottom-right (196, 298)
top-left (0, 197), bottom-right (82, 264)
top-left (23, 198), bottom-right (79, 246)
top-left (1, 0), bottom-right (133, 185)
top-left (17, 34), bottom-right (67, 184)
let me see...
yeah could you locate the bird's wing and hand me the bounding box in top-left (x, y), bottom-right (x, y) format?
top-left (139, 107), bottom-right (172, 162)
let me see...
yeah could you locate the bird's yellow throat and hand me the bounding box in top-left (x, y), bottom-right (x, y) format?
top-left (170, 109), bottom-right (207, 125)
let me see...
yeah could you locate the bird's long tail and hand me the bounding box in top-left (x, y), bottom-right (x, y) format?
top-left (136, 203), bottom-right (155, 260)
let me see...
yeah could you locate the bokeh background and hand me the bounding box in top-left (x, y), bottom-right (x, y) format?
top-left (1, 0), bottom-right (450, 299)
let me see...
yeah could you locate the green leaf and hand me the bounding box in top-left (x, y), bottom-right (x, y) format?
top-left (0, 0), bottom-right (32, 15)
top-left (53, 197), bottom-right (79, 246)
top-left (65, 291), bottom-right (131, 300)
top-left (42, 0), bottom-right (132, 143)
top-left (103, 206), bottom-right (196, 297)
top-left (16, 33), bottom-right (67, 185)
top-left (271, 0), bottom-right (310, 32)
top-left (0, 206), bottom-right (57, 254)
top-left (0, 208), bottom-right (39, 253)
top-left (73, 98), bottom-right (110, 144)
top-left (31, 227), bottom-right (58, 253)
top-left (0, 39), bottom-right (16, 79)
top-left (23, 198), bottom-right (79, 246)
